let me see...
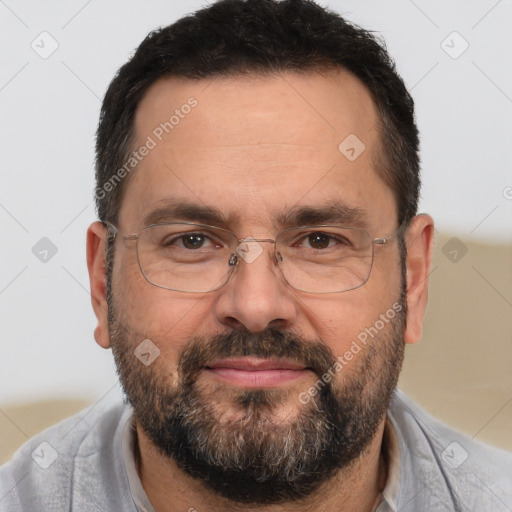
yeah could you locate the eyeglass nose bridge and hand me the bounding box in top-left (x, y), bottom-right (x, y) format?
top-left (228, 237), bottom-right (281, 267)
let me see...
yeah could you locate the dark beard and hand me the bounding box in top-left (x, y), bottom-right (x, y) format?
top-left (109, 311), bottom-right (406, 504)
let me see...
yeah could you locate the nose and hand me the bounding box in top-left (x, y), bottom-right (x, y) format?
top-left (212, 240), bottom-right (300, 333)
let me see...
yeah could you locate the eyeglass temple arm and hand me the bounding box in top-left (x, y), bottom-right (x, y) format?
top-left (102, 221), bottom-right (118, 240)
top-left (102, 221), bottom-right (139, 243)
top-left (372, 221), bottom-right (408, 245)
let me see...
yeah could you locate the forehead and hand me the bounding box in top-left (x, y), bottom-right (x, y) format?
top-left (120, 70), bottom-right (396, 232)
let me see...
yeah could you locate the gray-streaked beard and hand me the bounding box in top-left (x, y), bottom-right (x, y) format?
top-left (108, 297), bottom-right (406, 505)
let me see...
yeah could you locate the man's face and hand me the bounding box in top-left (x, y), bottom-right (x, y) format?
top-left (105, 70), bottom-right (406, 503)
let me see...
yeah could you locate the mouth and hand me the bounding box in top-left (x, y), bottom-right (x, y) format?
top-left (203, 357), bottom-right (313, 388)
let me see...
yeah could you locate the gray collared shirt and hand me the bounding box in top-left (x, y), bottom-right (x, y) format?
top-left (1, 389), bottom-right (511, 511)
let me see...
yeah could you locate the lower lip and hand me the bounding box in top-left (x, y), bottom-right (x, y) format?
top-left (204, 368), bottom-right (312, 388)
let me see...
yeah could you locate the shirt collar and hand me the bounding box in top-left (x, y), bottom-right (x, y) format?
top-left (122, 411), bottom-right (156, 512)
top-left (373, 414), bottom-right (401, 511)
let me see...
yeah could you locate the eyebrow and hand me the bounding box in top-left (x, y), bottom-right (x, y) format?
top-left (140, 198), bottom-right (369, 231)
top-left (276, 201), bottom-right (369, 229)
top-left (142, 200), bottom-right (230, 229)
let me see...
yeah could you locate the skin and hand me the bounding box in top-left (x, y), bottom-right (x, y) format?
top-left (87, 69), bottom-right (434, 511)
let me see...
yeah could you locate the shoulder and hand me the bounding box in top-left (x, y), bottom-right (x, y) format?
top-left (0, 394), bottom-right (132, 511)
top-left (388, 389), bottom-right (512, 511)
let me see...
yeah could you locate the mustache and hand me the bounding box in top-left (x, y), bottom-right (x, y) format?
top-left (178, 328), bottom-right (337, 385)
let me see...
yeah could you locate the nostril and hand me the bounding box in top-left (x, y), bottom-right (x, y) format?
top-left (228, 254), bottom-right (238, 266)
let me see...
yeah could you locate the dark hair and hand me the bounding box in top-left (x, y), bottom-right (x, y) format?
top-left (95, 0), bottom-right (420, 227)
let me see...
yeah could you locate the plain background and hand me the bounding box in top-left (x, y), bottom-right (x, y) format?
top-left (1, 0), bottom-right (511, 451)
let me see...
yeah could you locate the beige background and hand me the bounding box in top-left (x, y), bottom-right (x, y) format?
top-left (399, 232), bottom-right (512, 452)
top-left (1, 233), bottom-right (510, 465)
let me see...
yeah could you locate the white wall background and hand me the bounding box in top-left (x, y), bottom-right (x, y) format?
top-left (1, 0), bottom-right (511, 407)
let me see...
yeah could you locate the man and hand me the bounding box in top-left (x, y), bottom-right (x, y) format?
top-left (1, 0), bottom-right (511, 510)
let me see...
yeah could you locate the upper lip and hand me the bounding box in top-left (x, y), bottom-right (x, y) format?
top-left (205, 357), bottom-right (307, 371)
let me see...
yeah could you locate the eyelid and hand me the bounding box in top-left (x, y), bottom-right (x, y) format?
top-left (285, 229), bottom-right (348, 248)
top-left (163, 229), bottom-right (226, 248)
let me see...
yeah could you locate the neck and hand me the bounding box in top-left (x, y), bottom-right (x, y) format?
top-left (135, 419), bottom-right (388, 512)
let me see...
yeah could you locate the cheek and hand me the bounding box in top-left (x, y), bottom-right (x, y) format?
top-left (300, 269), bottom-right (402, 358)
top-left (112, 258), bottom-right (217, 355)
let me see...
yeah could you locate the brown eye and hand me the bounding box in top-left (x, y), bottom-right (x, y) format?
top-left (307, 233), bottom-right (331, 249)
top-left (181, 234), bottom-right (206, 249)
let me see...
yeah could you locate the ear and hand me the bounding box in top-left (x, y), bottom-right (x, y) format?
top-left (86, 221), bottom-right (111, 349)
top-left (403, 214), bottom-right (435, 344)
